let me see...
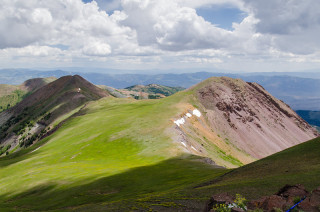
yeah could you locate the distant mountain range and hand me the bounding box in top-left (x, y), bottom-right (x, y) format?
top-left (1, 69), bottom-right (320, 110)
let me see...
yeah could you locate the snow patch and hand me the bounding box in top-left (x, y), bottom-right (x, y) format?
top-left (193, 109), bottom-right (201, 117)
top-left (181, 142), bottom-right (187, 147)
top-left (186, 113), bottom-right (192, 118)
top-left (174, 118), bottom-right (185, 127)
top-left (191, 145), bottom-right (197, 152)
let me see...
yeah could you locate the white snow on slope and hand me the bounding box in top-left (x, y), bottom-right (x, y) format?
top-left (174, 118), bottom-right (185, 127)
top-left (191, 145), bottom-right (197, 152)
top-left (193, 109), bottom-right (201, 117)
top-left (186, 113), bottom-right (192, 118)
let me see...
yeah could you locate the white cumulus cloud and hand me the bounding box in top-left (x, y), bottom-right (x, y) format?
top-left (0, 0), bottom-right (319, 72)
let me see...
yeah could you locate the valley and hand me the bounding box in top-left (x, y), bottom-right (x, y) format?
top-left (0, 75), bottom-right (319, 211)
top-left (1, 1), bottom-right (320, 211)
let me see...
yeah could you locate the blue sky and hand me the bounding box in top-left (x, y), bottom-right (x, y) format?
top-left (0, 0), bottom-right (319, 73)
top-left (197, 5), bottom-right (246, 30)
top-left (82, 0), bottom-right (246, 30)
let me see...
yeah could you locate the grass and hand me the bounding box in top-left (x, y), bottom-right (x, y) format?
top-left (179, 137), bottom-right (320, 208)
top-left (0, 94), bottom-right (229, 211)
top-left (0, 89), bottom-right (28, 112)
top-left (0, 91), bottom-right (319, 211)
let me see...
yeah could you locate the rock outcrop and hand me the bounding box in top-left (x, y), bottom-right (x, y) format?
top-left (195, 77), bottom-right (319, 159)
top-left (206, 184), bottom-right (320, 212)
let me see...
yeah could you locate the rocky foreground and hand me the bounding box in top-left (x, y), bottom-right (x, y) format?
top-left (206, 184), bottom-right (320, 212)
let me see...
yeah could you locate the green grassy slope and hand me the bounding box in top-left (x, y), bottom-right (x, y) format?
top-left (0, 75), bottom-right (108, 152)
top-left (173, 137), bottom-right (320, 210)
top-left (0, 89), bottom-right (28, 112)
top-left (0, 82), bottom-right (318, 211)
top-left (0, 94), bottom-right (229, 211)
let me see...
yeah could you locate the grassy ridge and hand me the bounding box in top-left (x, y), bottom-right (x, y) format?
top-left (0, 88), bottom-right (319, 211)
top-left (0, 94), bottom-right (226, 211)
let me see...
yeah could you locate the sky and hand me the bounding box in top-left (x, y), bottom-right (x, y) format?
top-left (0, 0), bottom-right (320, 73)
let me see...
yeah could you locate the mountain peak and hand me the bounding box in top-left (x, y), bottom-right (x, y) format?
top-left (191, 76), bottom-right (318, 159)
top-left (0, 75), bottom-right (109, 151)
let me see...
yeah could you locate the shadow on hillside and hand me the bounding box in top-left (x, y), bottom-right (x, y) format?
top-left (0, 156), bottom-right (227, 211)
top-left (2, 138), bottom-right (319, 211)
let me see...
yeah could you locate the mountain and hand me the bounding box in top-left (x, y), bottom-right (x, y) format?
top-left (0, 76), bottom-right (318, 211)
top-left (2, 69), bottom-right (320, 110)
top-left (189, 77), bottom-right (318, 159)
top-left (0, 77), bottom-right (56, 112)
top-left (122, 84), bottom-right (184, 99)
top-left (125, 84), bottom-right (184, 96)
top-left (0, 75), bottom-right (109, 155)
top-left (98, 84), bottom-right (184, 99)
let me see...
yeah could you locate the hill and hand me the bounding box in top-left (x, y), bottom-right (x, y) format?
top-left (124, 84), bottom-right (184, 99)
top-left (98, 84), bottom-right (184, 100)
top-left (188, 77), bottom-right (318, 159)
top-left (0, 75), bottom-right (109, 155)
top-left (0, 77), bottom-right (56, 112)
top-left (0, 76), bottom-right (318, 211)
top-left (189, 137), bottom-right (320, 211)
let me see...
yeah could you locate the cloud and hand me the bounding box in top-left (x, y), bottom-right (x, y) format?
top-left (243, 0), bottom-right (320, 54)
top-left (121, 0), bottom-right (237, 51)
top-left (0, 0), bottom-right (135, 55)
top-left (82, 40), bottom-right (112, 56)
top-left (0, 0), bottom-right (319, 72)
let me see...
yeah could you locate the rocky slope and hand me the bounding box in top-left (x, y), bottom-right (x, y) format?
top-left (0, 75), bottom-right (109, 155)
top-left (187, 77), bottom-right (318, 159)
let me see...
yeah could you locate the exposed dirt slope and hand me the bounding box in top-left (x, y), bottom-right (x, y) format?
top-left (193, 77), bottom-right (318, 159)
top-left (0, 75), bottom-right (109, 154)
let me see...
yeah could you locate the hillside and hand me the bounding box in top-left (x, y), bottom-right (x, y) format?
top-left (124, 84), bottom-right (184, 99)
top-left (0, 77), bottom-right (56, 112)
top-left (0, 75), bottom-right (109, 155)
top-left (98, 84), bottom-right (184, 100)
top-left (192, 137), bottom-right (320, 211)
top-left (188, 77), bottom-right (318, 159)
top-left (0, 76), bottom-right (318, 211)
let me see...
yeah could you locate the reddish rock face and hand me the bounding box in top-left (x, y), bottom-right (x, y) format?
top-left (196, 77), bottom-right (319, 159)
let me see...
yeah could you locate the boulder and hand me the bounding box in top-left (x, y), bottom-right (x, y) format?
top-left (248, 195), bottom-right (287, 211)
top-left (276, 184), bottom-right (309, 198)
